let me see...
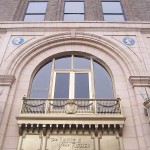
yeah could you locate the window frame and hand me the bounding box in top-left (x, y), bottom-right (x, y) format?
top-left (63, 1), bottom-right (85, 21)
top-left (29, 55), bottom-right (115, 99)
top-left (101, 1), bottom-right (125, 21)
top-left (23, 1), bottom-right (48, 21)
top-left (52, 70), bottom-right (92, 99)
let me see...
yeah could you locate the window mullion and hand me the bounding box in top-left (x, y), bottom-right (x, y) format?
top-left (69, 55), bottom-right (74, 99)
top-left (88, 72), bottom-right (92, 99)
top-left (90, 59), bottom-right (95, 99)
top-left (69, 72), bottom-right (74, 99)
top-left (49, 59), bottom-right (55, 98)
top-left (51, 72), bottom-right (56, 99)
top-left (71, 55), bottom-right (74, 69)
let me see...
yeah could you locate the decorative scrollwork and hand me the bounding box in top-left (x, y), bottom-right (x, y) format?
top-left (97, 101), bottom-right (119, 108)
top-left (23, 102), bottom-right (45, 107)
top-left (49, 100), bottom-right (93, 107)
top-left (22, 100), bottom-right (45, 113)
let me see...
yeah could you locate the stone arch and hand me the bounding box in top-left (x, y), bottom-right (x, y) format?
top-left (15, 44), bottom-right (127, 101)
top-left (4, 32), bottom-right (139, 77)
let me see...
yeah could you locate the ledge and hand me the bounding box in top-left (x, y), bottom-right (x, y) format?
top-left (0, 75), bottom-right (15, 86)
top-left (129, 76), bottom-right (150, 87)
top-left (17, 114), bottom-right (125, 124)
top-left (0, 21), bottom-right (150, 32)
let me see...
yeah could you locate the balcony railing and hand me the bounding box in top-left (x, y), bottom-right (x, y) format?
top-left (21, 97), bottom-right (122, 114)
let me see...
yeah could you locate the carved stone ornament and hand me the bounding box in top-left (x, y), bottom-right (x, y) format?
top-left (65, 100), bottom-right (77, 114)
top-left (143, 100), bottom-right (150, 108)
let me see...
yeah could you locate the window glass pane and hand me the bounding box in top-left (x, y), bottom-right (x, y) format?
top-left (104, 15), bottom-right (125, 21)
top-left (64, 2), bottom-right (84, 13)
top-left (74, 56), bottom-right (90, 69)
top-left (24, 15), bottom-right (45, 21)
top-left (102, 2), bottom-right (123, 13)
top-left (54, 56), bottom-right (71, 69)
top-left (26, 2), bottom-right (47, 13)
top-left (75, 73), bottom-right (89, 98)
top-left (64, 14), bottom-right (84, 21)
top-left (93, 61), bottom-right (114, 98)
top-left (30, 62), bottom-right (52, 98)
top-left (54, 73), bottom-right (69, 98)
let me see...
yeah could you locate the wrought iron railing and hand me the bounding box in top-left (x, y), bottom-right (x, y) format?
top-left (21, 97), bottom-right (122, 114)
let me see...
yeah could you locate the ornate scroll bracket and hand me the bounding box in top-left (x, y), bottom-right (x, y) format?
top-left (143, 100), bottom-right (150, 117)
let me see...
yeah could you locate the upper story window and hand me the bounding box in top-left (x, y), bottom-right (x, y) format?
top-left (24, 1), bottom-right (47, 21)
top-left (101, 1), bottom-right (125, 21)
top-left (29, 55), bottom-right (114, 99)
top-left (64, 1), bottom-right (84, 21)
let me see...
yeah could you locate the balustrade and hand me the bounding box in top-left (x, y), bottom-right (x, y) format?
top-left (21, 97), bottom-right (121, 114)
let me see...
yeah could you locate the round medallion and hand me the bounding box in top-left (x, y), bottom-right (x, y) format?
top-left (123, 37), bottom-right (135, 46)
top-left (12, 37), bottom-right (24, 45)
top-left (65, 104), bottom-right (77, 114)
top-left (65, 100), bottom-right (77, 114)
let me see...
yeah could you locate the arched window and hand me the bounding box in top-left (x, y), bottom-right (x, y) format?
top-left (29, 55), bottom-right (114, 99)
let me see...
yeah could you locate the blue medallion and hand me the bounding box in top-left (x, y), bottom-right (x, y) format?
top-left (123, 37), bottom-right (135, 46)
top-left (12, 37), bottom-right (24, 45)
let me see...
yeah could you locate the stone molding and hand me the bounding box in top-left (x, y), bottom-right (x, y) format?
top-left (129, 76), bottom-right (150, 87)
top-left (0, 75), bottom-right (15, 86)
top-left (1, 22), bottom-right (150, 31)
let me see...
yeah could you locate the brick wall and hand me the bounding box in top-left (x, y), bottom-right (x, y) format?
top-left (0, 0), bottom-right (150, 22)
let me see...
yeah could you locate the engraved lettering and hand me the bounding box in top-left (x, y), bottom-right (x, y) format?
top-left (74, 143), bottom-right (90, 148)
top-left (50, 138), bottom-right (58, 142)
top-left (49, 136), bottom-right (93, 150)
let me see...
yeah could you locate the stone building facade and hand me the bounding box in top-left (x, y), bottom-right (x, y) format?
top-left (0, 0), bottom-right (150, 150)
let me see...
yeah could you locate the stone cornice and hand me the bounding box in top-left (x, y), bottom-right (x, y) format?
top-left (16, 114), bottom-right (125, 136)
top-left (129, 76), bottom-right (150, 87)
top-left (0, 21), bottom-right (150, 32)
top-left (0, 75), bottom-right (15, 86)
